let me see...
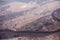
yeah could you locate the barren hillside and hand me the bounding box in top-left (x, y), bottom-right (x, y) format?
top-left (0, 0), bottom-right (60, 40)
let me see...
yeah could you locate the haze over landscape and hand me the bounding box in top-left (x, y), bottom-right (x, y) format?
top-left (0, 0), bottom-right (60, 40)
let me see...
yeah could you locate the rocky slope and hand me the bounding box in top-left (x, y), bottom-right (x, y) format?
top-left (0, 0), bottom-right (60, 40)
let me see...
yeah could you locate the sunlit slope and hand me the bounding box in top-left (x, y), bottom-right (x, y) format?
top-left (0, 1), bottom-right (60, 31)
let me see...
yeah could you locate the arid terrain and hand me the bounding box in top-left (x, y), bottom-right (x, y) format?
top-left (0, 0), bottom-right (60, 40)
